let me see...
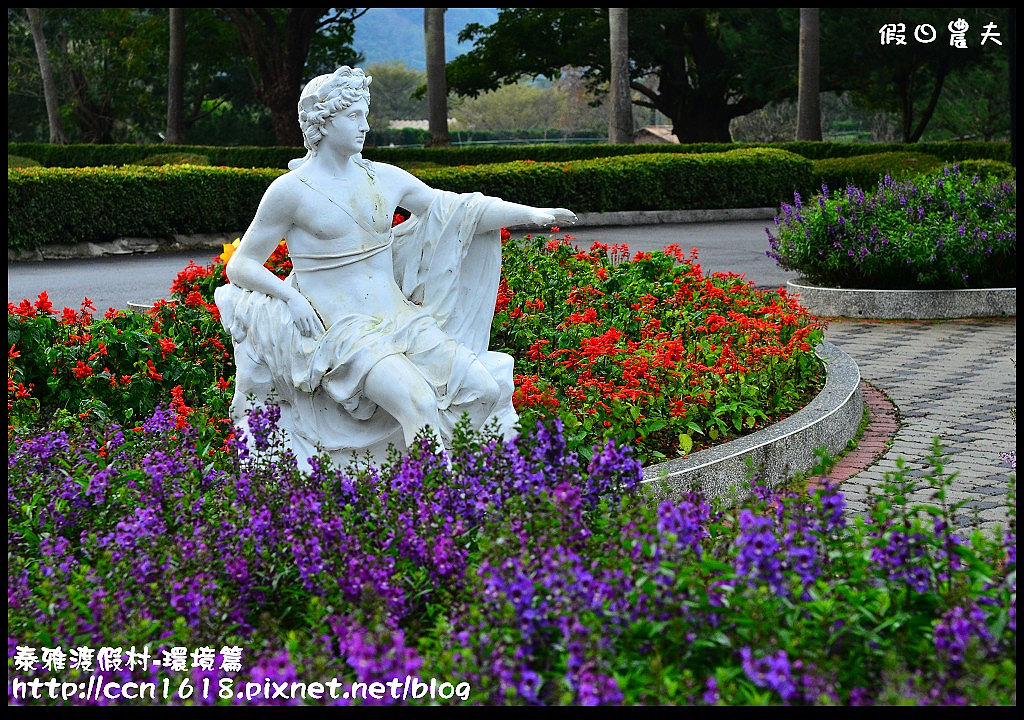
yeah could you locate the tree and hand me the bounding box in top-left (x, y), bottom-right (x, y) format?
top-left (927, 51), bottom-right (1010, 141)
top-left (796, 8), bottom-right (821, 141)
top-left (7, 8), bottom-right (268, 144)
top-left (363, 61), bottom-right (427, 127)
top-left (608, 8), bottom-right (633, 143)
top-left (25, 8), bottom-right (65, 144)
top-left (424, 8), bottom-right (451, 147)
top-left (219, 8), bottom-right (365, 146)
top-left (821, 9), bottom-right (1005, 143)
top-left (451, 80), bottom-right (563, 132)
top-left (165, 7), bottom-right (185, 144)
top-left (447, 8), bottom-right (799, 142)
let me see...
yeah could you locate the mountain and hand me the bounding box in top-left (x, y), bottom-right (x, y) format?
top-left (352, 8), bottom-right (499, 71)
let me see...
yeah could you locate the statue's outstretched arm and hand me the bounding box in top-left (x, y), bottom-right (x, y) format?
top-left (384, 164), bottom-right (577, 232)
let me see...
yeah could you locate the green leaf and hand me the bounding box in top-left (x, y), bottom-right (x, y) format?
top-left (678, 433), bottom-right (693, 454)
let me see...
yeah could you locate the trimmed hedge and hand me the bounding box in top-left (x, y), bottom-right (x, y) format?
top-left (9, 140), bottom-right (1011, 170)
top-left (416, 148), bottom-right (813, 213)
top-left (8, 155), bottom-right (40, 168)
top-left (811, 152), bottom-right (945, 192)
top-left (8, 149), bottom-right (811, 249)
top-left (8, 165), bottom-right (284, 249)
top-left (956, 159), bottom-right (1017, 180)
top-left (137, 152), bottom-right (211, 166)
top-left (6, 143), bottom-right (303, 169)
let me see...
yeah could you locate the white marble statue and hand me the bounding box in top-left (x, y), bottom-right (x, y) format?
top-left (215, 66), bottom-right (576, 468)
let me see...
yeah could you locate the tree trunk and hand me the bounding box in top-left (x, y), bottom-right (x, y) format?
top-left (670, 114), bottom-right (734, 143)
top-left (608, 8), bottom-right (634, 144)
top-left (907, 62), bottom-right (949, 143)
top-left (25, 7), bottom-right (67, 144)
top-left (796, 8), bottom-right (822, 141)
top-left (424, 8), bottom-right (451, 148)
top-left (220, 8), bottom-right (330, 147)
top-left (165, 7), bottom-right (186, 144)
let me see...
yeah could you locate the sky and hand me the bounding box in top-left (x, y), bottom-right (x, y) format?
top-left (351, 8), bottom-right (499, 71)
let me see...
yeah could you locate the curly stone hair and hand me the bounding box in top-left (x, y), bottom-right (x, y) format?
top-left (289, 66), bottom-right (373, 170)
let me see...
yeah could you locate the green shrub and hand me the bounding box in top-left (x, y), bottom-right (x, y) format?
top-left (8, 165), bottom-right (285, 249)
top-left (811, 152), bottom-right (944, 192)
top-left (956, 159), bottom-right (1017, 181)
top-left (9, 150), bottom-right (811, 248)
top-left (417, 148), bottom-right (813, 212)
top-left (136, 152), bottom-right (210, 166)
top-left (768, 166), bottom-right (1017, 289)
top-left (11, 140), bottom-right (1010, 170)
top-left (6, 142), bottom-right (302, 169)
top-left (8, 155), bottom-right (40, 168)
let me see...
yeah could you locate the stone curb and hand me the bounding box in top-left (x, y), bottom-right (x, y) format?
top-left (572, 207), bottom-right (778, 227)
top-left (9, 233), bottom-right (244, 263)
top-left (9, 208), bottom-right (778, 262)
top-left (640, 340), bottom-right (863, 502)
top-left (787, 280), bottom-right (1017, 319)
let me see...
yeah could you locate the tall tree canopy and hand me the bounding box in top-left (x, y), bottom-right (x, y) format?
top-left (219, 8), bottom-right (365, 146)
top-left (820, 8), bottom-right (1008, 143)
top-left (447, 8), bottom-right (800, 142)
top-left (8, 8), bottom-right (255, 144)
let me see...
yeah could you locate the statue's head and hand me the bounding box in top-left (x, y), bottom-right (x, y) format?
top-left (297, 66), bottom-right (372, 156)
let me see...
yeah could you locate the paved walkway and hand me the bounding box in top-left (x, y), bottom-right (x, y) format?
top-left (823, 318), bottom-right (1017, 538)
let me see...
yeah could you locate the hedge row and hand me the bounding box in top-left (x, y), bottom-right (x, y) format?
top-left (8, 149), bottom-right (812, 249)
top-left (810, 153), bottom-right (1017, 193)
top-left (6, 143), bottom-right (303, 169)
top-left (416, 148), bottom-right (813, 213)
top-left (811, 152), bottom-right (946, 191)
top-left (9, 140), bottom-right (1010, 170)
top-left (8, 165), bottom-right (283, 249)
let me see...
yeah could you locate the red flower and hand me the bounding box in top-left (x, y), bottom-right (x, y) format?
top-left (10, 300), bottom-right (36, 318)
top-left (158, 338), bottom-right (176, 359)
top-left (34, 292), bottom-right (53, 314)
top-left (184, 291), bottom-right (204, 307)
top-left (216, 377), bottom-right (231, 391)
top-left (72, 361), bottom-right (94, 379)
top-left (81, 297), bottom-right (97, 312)
top-left (171, 260), bottom-right (213, 295)
top-left (146, 360), bottom-right (163, 381)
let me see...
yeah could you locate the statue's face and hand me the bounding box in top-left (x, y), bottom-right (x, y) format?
top-left (325, 98), bottom-right (370, 156)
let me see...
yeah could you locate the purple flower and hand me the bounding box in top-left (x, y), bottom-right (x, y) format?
top-left (734, 510), bottom-right (784, 594)
top-left (740, 647), bottom-right (797, 702)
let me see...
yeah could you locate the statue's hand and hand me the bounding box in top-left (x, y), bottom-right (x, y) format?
top-left (530, 207), bottom-right (578, 227)
top-left (286, 294), bottom-right (322, 337)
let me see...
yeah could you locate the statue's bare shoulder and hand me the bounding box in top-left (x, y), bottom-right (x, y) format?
top-left (368, 160), bottom-right (438, 215)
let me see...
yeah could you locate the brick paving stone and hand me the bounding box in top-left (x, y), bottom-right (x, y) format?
top-left (824, 318), bottom-right (1016, 536)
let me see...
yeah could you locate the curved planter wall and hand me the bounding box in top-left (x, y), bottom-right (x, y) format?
top-left (641, 341), bottom-right (863, 503)
top-left (788, 281), bottom-right (1016, 320)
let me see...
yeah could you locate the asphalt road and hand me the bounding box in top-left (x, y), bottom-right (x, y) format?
top-left (7, 220), bottom-right (799, 313)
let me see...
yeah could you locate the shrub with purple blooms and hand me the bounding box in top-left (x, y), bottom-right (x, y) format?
top-left (8, 402), bottom-right (1015, 705)
top-left (767, 166), bottom-right (1016, 289)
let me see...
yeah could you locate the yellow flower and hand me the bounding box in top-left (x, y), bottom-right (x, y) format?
top-left (220, 238), bottom-right (241, 265)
